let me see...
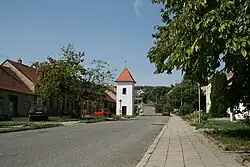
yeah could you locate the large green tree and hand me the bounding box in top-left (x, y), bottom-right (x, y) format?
top-left (135, 86), bottom-right (171, 104)
top-left (33, 44), bottom-right (85, 105)
top-left (148, 0), bottom-right (250, 107)
top-left (210, 72), bottom-right (228, 117)
top-left (33, 44), bottom-right (115, 116)
top-left (167, 79), bottom-right (199, 111)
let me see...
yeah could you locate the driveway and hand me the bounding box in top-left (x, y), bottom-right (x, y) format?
top-left (0, 107), bottom-right (168, 167)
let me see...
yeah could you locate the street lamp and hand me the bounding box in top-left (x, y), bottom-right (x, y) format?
top-left (119, 99), bottom-right (122, 115)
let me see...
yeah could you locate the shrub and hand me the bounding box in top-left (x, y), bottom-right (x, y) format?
top-left (179, 103), bottom-right (193, 116)
top-left (155, 104), bottom-right (164, 113)
top-left (210, 72), bottom-right (228, 118)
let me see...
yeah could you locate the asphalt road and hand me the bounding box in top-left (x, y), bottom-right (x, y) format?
top-left (0, 107), bottom-right (168, 167)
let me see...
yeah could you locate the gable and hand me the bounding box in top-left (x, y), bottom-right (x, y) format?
top-left (4, 60), bottom-right (38, 84)
top-left (0, 66), bottom-right (33, 94)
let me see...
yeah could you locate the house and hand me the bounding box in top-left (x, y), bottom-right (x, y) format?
top-left (0, 65), bottom-right (35, 117)
top-left (1, 59), bottom-right (71, 116)
top-left (115, 68), bottom-right (136, 116)
top-left (104, 86), bottom-right (116, 113)
top-left (1, 59), bottom-right (117, 116)
top-left (204, 69), bottom-right (247, 121)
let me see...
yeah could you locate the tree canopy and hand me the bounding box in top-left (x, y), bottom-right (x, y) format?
top-left (167, 79), bottom-right (199, 112)
top-left (148, 0), bottom-right (250, 106)
top-left (32, 44), bottom-right (115, 115)
top-left (135, 86), bottom-right (171, 104)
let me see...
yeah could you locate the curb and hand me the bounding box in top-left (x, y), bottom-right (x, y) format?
top-left (236, 155), bottom-right (250, 167)
top-left (135, 121), bottom-right (168, 167)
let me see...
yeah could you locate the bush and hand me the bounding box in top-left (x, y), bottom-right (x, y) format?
top-left (179, 103), bottom-right (193, 116)
top-left (182, 111), bottom-right (210, 123)
top-left (155, 104), bottom-right (163, 113)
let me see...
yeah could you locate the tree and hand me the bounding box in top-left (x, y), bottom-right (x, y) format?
top-left (33, 44), bottom-right (115, 117)
top-left (148, 0), bottom-right (250, 107)
top-left (210, 72), bottom-right (228, 117)
top-left (167, 79), bottom-right (202, 115)
top-left (33, 44), bottom-right (85, 104)
top-left (135, 86), bottom-right (171, 104)
top-left (82, 60), bottom-right (116, 111)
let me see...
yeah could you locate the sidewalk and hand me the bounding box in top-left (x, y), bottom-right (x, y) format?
top-left (136, 116), bottom-right (244, 167)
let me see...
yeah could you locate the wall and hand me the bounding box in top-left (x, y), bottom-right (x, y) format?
top-left (206, 83), bottom-right (212, 113)
top-left (0, 89), bottom-right (35, 117)
top-left (116, 82), bottom-right (134, 116)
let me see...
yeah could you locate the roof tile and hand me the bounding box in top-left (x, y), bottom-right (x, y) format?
top-left (115, 68), bottom-right (136, 83)
top-left (0, 66), bottom-right (33, 94)
top-left (7, 60), bottom-right (38, 84)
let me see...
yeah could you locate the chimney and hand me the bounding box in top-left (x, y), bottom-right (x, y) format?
top-left (17, 58), bottom-right (22, 64)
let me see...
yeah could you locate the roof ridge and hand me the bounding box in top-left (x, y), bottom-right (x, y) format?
top-left (8, 59), bottom-right (35, 69)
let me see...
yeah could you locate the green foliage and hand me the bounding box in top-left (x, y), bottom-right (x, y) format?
top-left (167, 79), bottom-right (199, 111)
top-left (179, 102), bottom-right (193, 116)
top-left (149, 0), bottom-right (250, 107)
top-left (155, 104), bottom-right (164, 113)
top-left (33, 44), bottom-right (115, 117)
top-left (33, 44), bottom-right (85, 102)
top-left (210, 72), bottom-right (229, 118)
top-left (135, 86), bottom-right (171, 104)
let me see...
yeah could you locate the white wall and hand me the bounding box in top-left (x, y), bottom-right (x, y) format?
top-left (206, 83), bottom-right (212, 113)
top-left (116, 82), bottom-right (134, 116)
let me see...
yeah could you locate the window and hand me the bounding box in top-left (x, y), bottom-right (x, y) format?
top-left (0, 98), bottom-right (3, 108)
top-left (122, 88), bottom-right (127, 95)
top-left (56, 100), bottom-right (59, 109)
top-left (104, 101), bottom-right (108, 108)
top-left (49, 99), bottom-right (53, 108)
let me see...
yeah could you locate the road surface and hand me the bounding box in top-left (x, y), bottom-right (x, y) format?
top-left (0, 107), bottom-right (168, 167)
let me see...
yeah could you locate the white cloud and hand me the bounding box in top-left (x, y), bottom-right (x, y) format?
top-left (132, 0), bottom-right (145, 16)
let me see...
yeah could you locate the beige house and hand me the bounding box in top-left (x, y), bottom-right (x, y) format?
top-left (0, 65), bottom-right (35, 116)
top-left (1, 59), bottom-right (73, 116)
top-left (104, 86), bottom-right (116, 113)
top-left (1, 59), bottom-right (117, 117)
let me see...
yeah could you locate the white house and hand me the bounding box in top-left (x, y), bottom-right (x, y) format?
top-left (115, 68), bottom-right (136, 116)
top-left (204, 69), bottom-right (248, 121)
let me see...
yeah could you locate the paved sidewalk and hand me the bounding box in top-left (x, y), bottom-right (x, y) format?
top-left (136, 116), bottom-right (244, 167)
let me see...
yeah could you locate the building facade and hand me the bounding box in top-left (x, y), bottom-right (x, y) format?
top-left (115, 68), bottom-right (136, 116)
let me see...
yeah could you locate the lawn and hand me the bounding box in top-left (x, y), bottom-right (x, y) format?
top-left (0, 121), bottom-right (63, 133)
top-left (9, 116), bottom-right (80, 122)
top-left (0, 116), bottom-right (74, 133)
top-left (203, 120), bottom-right (250, 151)
top-left (0, 115), bottom-right (136, 133)
top-left (186, 117), bottom-right (250, 152)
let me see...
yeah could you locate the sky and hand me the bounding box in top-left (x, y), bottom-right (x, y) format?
top-left (0, 0), bottom-right (182, 86)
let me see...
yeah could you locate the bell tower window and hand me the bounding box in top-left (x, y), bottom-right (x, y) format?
top-left (122, 88), bottom-right (127, 95)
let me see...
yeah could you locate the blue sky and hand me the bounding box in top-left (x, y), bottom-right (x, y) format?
top-left (0, 0), bottom-right (182, 86)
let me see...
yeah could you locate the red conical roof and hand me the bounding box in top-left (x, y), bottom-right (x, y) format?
top-left (115, 68), bottom-right (136, 83)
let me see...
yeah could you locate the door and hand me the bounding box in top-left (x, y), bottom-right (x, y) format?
top-left (9, 95), bottom-right (18, 117)
top-left (122, 106), bottom-right (127, 115)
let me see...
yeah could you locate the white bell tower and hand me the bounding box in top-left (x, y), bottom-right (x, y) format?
top-left (115, 67), bottom-right (136, 116)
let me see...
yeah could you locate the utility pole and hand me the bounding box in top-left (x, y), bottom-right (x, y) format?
top-left (156, 93), bottom-right (158, 105)
top-left (198, 82), bottom-right (201, 123)
top-left (181, 86), bottom-right (183, 106)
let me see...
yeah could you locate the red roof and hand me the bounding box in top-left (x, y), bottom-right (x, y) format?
top-left (0, 66), bottom-right (33, 94)
top-left (115, 68), bottom-right (136, 83)
top-left (6, 60), bottom-right (38, 84)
